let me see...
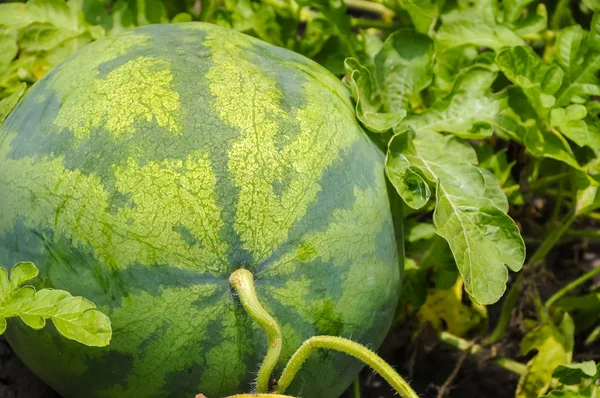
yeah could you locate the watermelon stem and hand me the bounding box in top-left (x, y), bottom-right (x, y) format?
top-left (229, 268), bottom-right (283, 394)
top-left (274, 336), bottom-right (419, 398)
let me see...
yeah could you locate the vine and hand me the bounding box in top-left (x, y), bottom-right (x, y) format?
top-left (229, 269), bottom-right (419, 398)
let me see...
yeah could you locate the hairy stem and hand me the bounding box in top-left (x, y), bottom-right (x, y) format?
top-left (439, 332), bottom-right (527, 376)
top-left (522, 30), bottom-right (556, 42)
top-left (494, 357), bottom-right (528, 375)
top-left (275, 336), bottom-right (419, 398)
top-left (485, 212), bottom-right (577, 344)
top-left (544, 266), bottom-right (600, 311)
top-left (229, 269), bottom-right (283, 393)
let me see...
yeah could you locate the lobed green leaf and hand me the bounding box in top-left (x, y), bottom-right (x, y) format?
top-left (373, 28), bottom-right (434, 113)
top-left (400, 67), bottom-right (508, 139)
top-left (386, 130), bottom-right (525, 304)
top-left (436, 3), bottom-right (524, 52)
top-left (554, 22), bottom-right (600, 107)
top-left (553, 361), bottom-right (598, 385)
top-left (343, 57), bottom-right (405, 133)
top-left (0, 261), bottom-right (112, 347)
top-left (496, 46), bottom-right (564, 113)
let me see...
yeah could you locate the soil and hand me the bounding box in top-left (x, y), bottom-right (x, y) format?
top-left (0, 338), bottom-right (58, 398)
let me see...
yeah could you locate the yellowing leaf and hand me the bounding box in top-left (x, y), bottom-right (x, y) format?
top-left (517, 313), bottom-right (575, 398)
top-left (417, 280), bottom-right (487, 336)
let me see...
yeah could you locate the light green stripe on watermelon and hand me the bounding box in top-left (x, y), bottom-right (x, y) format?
top-left (205, 29), bottom-right (359, 265)
top-left (55, 57), bottom-right (182, 139)
top-left (0, 142), bottom-right (228, 272)
top-left (113, 153), bottom-right (228, 272)
top-left (49, 31), bottom-right (152, 138)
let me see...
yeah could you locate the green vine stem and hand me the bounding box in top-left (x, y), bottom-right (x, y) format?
top-left (565, 229), bottom-right (600, 239)
top-left (585, 211), bottom-right (600, 221)
top-left (544, 266), bottom-right (600, 311)
top-left (353, 378), bottom-right (361, 398)
top-left (549, 166), bottom-right (566, 224)
top-left (439, 332), bottom-right (527, 376)
top-left (502, 172), bottom-right (570, 195)
top-left (529, 212), bottom-right (577, 271)
top-left (484, 273), bottom-right (523, 345)
top-left (344, 0), bottom-right (396, 20)
top-left (350, 17), bottom-right (397, 29)
top-left (229, 269), bottom-right (283, 394)
top-left (485, 211), bottom-right (578, 345)
top-left (274, 336), bottom-right (419, 398)
top-left (531, 282), bottom-right (550, 323)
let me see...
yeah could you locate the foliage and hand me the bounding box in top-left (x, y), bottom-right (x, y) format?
top-left (0, 261), bottom-right (111, 347)
top-left (542, 360), bottom-right (600, 397)
top-left (1, 0), bottom-right (600, 397)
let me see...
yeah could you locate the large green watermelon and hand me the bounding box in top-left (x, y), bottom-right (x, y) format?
top-left (0, 23), bottom-right (401, 398)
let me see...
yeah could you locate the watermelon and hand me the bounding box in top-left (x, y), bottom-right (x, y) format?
top-left (0, 23), bottom-right (401, 398)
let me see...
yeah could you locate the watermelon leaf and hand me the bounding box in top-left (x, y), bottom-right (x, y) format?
top-left (373, 28), bottom-right (435, 113)
top-left (435, 3), bottom-right (524, 52)
top-left (542, 387), bottom-right (596, 397)
top-left (343, 57), bottom-right (406, 133)
top-left (399, 67), bottom-right (508, 139)
top-left (0, 261), bottom-right (112, 347)
top-left (496, 46), bottom-right (564, 115)
top-left (385, 130), bottom-right (431, 209)
top-left (575, 171), bottom-right (600, 214)
top-left (554, 20), bottom-right (600, 107)
top-left (517, 313), bottom-right (575, 398)
top-left (0, 83), bottom-right (26, 125)
top-left (552, 361), bottom-right (597, 385)
top-left (396, 0), bottom-right (444, 34)
top-left (386, 129), bottom-right (525, 304)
